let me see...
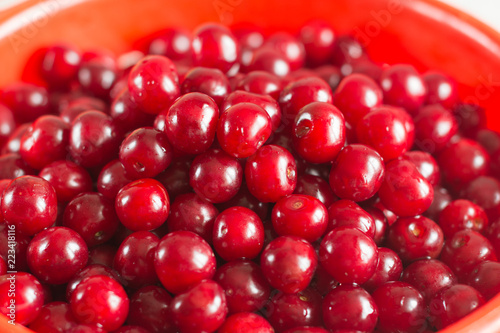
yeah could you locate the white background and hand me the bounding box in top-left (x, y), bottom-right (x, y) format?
top-left (438, 0), bottom-right (500, 32)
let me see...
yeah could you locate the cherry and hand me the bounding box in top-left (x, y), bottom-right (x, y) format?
top-left (213, 260), bottom-right (271, 314)
top-left (362, 247), bottom-right (403, 292)
top-left (356, 105), bottom-right (409, 160)
top-left (67, 324), bottom-right (106, 333)
top-left (70, 275), bottom-right (129, 332)
top-left (299, 20), bottom-right (335, 67)
top-left (0, 153), bottom-right (36, 179)
top-left (154, 230), bottom-right (215, 294)
top-left (385, 216), bottom-right (444, 263)
top-left (60, 96), bottom-right (107, 124)
top-left (192, 23), bottom-right (239, 74)
top-left (163, 92), bottom-right (219, 154)
top-left (331, 35), bottom-right (367, 67)
top-left (260, 236), bottom-right (317, 294)
top-left (127, 285), bottom-right (175, 333)
top-left (272, 194), bottom-right (328, 242)
top-left (475, 128), bottom-right (500, 154)
top-left (2, 83), bottom-right (51, 123)
top-left (2, 123), bottom-right (31, 155)
top-left (0, 223), bottom-right (31, 271)
top-left (78, 61), bottom-right (118, 100)
top-left (216, 183), bottom-right (270, 221)
top-left (423, 72), bottom-right (459, 109)
top-left (63, 192), bottom-right (119, 246)
top-left (292, 102), bottom-right (345, 164)
top-left (264, 32), bottom-right (306, 70)
top-left (329, 144), bottom-right (385, 202)
top-left (236, 70), bottom-right (282, 99)
top-left (365, 206), bottom-right (388, 245)
top-left (39, 161), bottom-right (92, 203)
top-left (413, 104), bottom-right (458, 153)
top-left (294, 174), bottom-right (337, 208)
top-left (97, 159), bottom-right (135, 200)
top-left (380, 64), bottom-right (427, 115)
top-left (0, 105), bottom-right (15, 148)
top-left (69, 110), bottom-right (122, 168)
top-left (119, 127), bottom-right (172, 179)
top-left (327, 200), bottom-right (375, 238)
top-left (113, 231), bottom-right (159, 288)
top-left (2, 175), bottom-right (57, 235)
top-left (169, 279), bottom-right (228, 333)
top-left (40, 44), bottom-right (81, 88)
top-left (403, 150), bottom-right (441, 187)
top-left (27, 226), bottom-right (88, 284)
top-left (0, 272), bottom-right (44, 325)
top-left (218, 312), bottom-right (273, 333)
top-left (213, 206), bottom-right (264, 261)
top-left (378, 158), bottom-right (434, 217)
top-left (115, 178), bottom-right (170, 231)
top-left (437, 138), bottom-right (490, 192)
top-left (28, 301), bottom-right (78, 333)
top-left (127, 55), bottom-right (180, 115)
top-left (283, 328), bottom-right (328, 333)
top-left (217, 103), bottom-right (272, 158)
top-left (486, 218), bottom-right (500, 259)
top-left (147, 28), bottom-right (192, 61)
top-left (439, 229), bottom-right (497, 282)
top-left (401, 259), bottom-right (457, 303)
top-left (315, 65), bottom-right (342, 92)
top-left (439, 199), bottom-right (488, 238)
top-left (110, 88), bottom-right (155, 133)
top-left (467, 260), bottom-right (500, 300)
top-left (262, 288), bottom-right (322, 332)
top-left (114, 326), bottom-right (150, 333)
top-left (322, 284), bottom-right (378, 332)
top-left (453, 103), bottom-right (487, 137)
top-left (425, 186), bottom-right (452, 222)
top-left (428, 284), bottom-right (485, 330)
top-left (181, 67), bottom-right (231, 106)
top-left (87, 244), bottom-right (116, 268)
top-left (245, 144), bottom-right (297, 203)
top-left (166, 192), bottom-right (218, 243)
top-left (248, 48), bottom-right (290, 77)
top-left (372, 281), bottom-right (427, 333)
top-left (66, 264), bottom-right (121, 300)
top-left (154, 156), bottom-right (192, 200)
top-left (463, 176), bottom-right (500, 220)
top-left (332, 73), bottom-right (383, 126)
top-left (279, 77), bottom-right (333, 128)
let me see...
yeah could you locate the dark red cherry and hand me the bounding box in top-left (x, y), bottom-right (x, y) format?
top-left (327, 200), bottom-right (375, 238)
top-left (299, 20), bottom-right (335, 66)
top-left (1, 83), bottom-right (51, 123)
top-left (218, 312), bottom-right (273, 333)
top-left (78, 61), bottom-right (118, 100)
top-left (362, 247), bottom-right (403, 292)
top-left (331, 35), bottom-right (367, 66)
top-left (404, 150), bottom-right (441, 187)
top-left (0, 105), bottom-right (15, 149)
top-left (413, 104), bottom-right (458, 153)
top-left (28, 301), bottom-right (78, 333)
top-left (425, 186), bottom-right (452, 222)
top-left (236, 70), bottom-right (282, 99)
top-left (97, 159), bottom-right (135, 200)
top-left (438, 199), bottom-right (489, 238)
top-left (181, 67), bottom-right (231, 106)
top-left (110, 88), bottom-right (156, 133)
top-left (248, 48), bottom-right (290, 77)
top-left (467, 260), bottom-right (500, 301)
top-left (40, 44), bottom-right (81, 88)
top-left (294, 174), bottom-right (337, 208)
top-left (264, 32), bottom-right (306, 70)
top-left (453, 103), bottom-right (487, 137)
top-left (66, 264), bottom-right (121, 300)
top-left (154, 156), bottom-right (192, 200)
top-left (423, 72), bottom-right (459, 109)
top-left (147, 28), bottom-right (193, 61)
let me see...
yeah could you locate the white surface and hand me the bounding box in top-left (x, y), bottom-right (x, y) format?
top-left (438, 0), bottom-right (500, 32)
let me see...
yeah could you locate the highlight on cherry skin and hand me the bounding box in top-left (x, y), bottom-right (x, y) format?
top-left (0, 18), bottom-right (498, 333)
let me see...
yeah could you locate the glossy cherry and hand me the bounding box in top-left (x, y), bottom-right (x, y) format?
top-left (78, 61), bottom-right (118, 100)
top-left (264, 32), bottom-right (306, 70)
top-left (39, 44), bottom-right (81, 88)
top-left (464, 176), bottom-right (500, 220)
top-left (299, 20), bottom-right (335, 66)
top-left (66, 264), bottom-right (121, 301)
top-left (28, 301), bottom-right (78, 333)
top-left (248, 48), bottom-right (290, 77)
top-left (327, 199), bottom-right (376, 238)
top-left (154, 156), bottom-right (192, 200)
top-left (218, 312), bottom-right (274, 333)
top-left (1, 83), bottom-right (50, 123)
top-left (423, 72), bottom-right (459, 109)
top-left (294, 174), bottom-right (337, 208)
top-left (362, 247), bottom-right (403, 292)
top-left (97, 159), bottom-right (135, 200)
top-left (404, 150), bottom-right (441, 186)
top-left (181, 66), bottom-right (231, 106)
top-left (438, 199), bottom-right (489, 238)
top-left (236, 70), bottom-right (282, 99)
top-left (425, 186), bottom-right (453, 222)
top-left (110, 88), bottom-right (156, 133)
top-left (467, 260), bottom-right (500, 301)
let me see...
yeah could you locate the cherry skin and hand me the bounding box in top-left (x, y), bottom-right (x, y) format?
top-left (299, 19), bottom-right (335, 66)
top-left (0, 153), bottom-right (36, 179)
top-left (437, 138), bottom-right (490, 192)
top-left (154, 230), bottom-right (216, 294)
top-left (0, 223), bottom-right (31, 271)
top-left (114, 326), bottom-right (150, 333)
top-left (279, 77), bottom-right (333, 128)
top-left (181, 67), bottom-right (231, 106)
top-left (218, 312), bottom-right (273, 333)
top-left (78, 61), bottom-right (118, 100)
top-left (327, 199), bottom-right (376, 238)
top-left (28, 301), bottom-right (78, 333)
top-left (167, 192), bottom-right (218, 243)
top-left (0, 272), bottom-right (44, 325)
top-left (331, 35), bottom-right (367, 66)
top-left (372, 281), bottom-right (427, 333)
top-left (66, 324), bottom-right (106, 333)
top-left (385, 216), bottom-right (444, 263)
top-left (110, 88), bottom-right (156, 133)
top-left (115, 178), bottom-right (170, 231)
top-left (272, 194), bottom-right (328, 242)
top-left (378, 158), bottom-right (434, 217)
top-left (423, 72), bottom-right (459, 109)
top-left (365, 206), bottom-right (388, 246)
top-left (236, 70), bottom-right (282, 99)
top-left (169, 279), bottom-right (228, 333)
top-left (66, 264), bottom-right (121, 301)
top-left (127, 55), bottom-right (180, 115)
top-left (1, 82), bottom-right (50, 123)
top-left (413, 104), bottom-right (458, 153)
top-left (403, 150), bottom-right (441, 187)
top-left (1, 121), bottom-right (29, 155)
top-left (113, 231), bottom-right (159, 288)
top-left (425, 186), bottom-right (452, 222)
top-left (97, 159), bottom-right (135, 200)
top-left (147, 27), bottom-right (193, 61)
top-left (2, 175), bottom-right (57, 236)
top-left (192, 23), bottom-right (239, 73)
top-left (245, 144), bottom-right (297, 203)
top-left (486, 218), bottom-right (500, 259)
top-left (63, 192), bottom-right (119, 247)
top-left (467, 260), bottom-right (500, 300)
top-left (315, 65), bottom-right (342, 92)
top-left (428, 284), bottom-right (485, 330)
top-left (213, 206), bottom-right (264, 261)
top-left (264, 32), bottom-right (306, 70)
top-left (292, 102), bottom-right (345, 164)
top-left (27, 226), bottom-right (88, 285)
top-left (439, 229), bottom-right (497, 282)
top-left (380, 64), bottom-right (427, 115)
top-left (70, 275), bottom-right (129, 332)
top-left (163, 92), bottom-right (219, 154)
top-left (294, 174), bottom-right (337, 208)
top-left (213, 260), bottom-right (271, 314)
top-left (260, 236), bottom-right (317, 294)
top-left (60, 96), bottom-right (107, 125)
top-left (39, 160), bottom-right (93, 203)
top-left (464, 176), bottom-right (500, 220)
top-left (329, 144), bottom-right (385, 202)
top-left (127, 285), bottom-right (175, 333)
top-left (356, 106), bottom-right (409, 160)
top-left (189, 148), bottom-right (243, 203)
top-left (332, 73), bottom-right (383, 126)
top-left (475, 128), bottom-right (500, 154)
top-left (216, 183), bottom-right (270, 221)
top-left (453, 103), bottom-right (487, 137)
top-left (283, 328), bottom-right (328, 333)
top-left (322, 284), bottom-right (378, 332)
top-left (438, 199), bottom-right (489, 238)
top-left (400, 259), bottom-right (457, 303)
top-left (119, 127), bottom-right (173, 179)
top-left (362, 247), bottom-right (403, 292)
top-left (69, 110), bottom-right (122, 168)
top-left (154, 156), bottom-right (192, 200)
top-left (40, 44), bottom-right (81, 88)
top-left (319, 226), bottom-right (378, 284)
top-left (262, 288), bottom-right (322, 332)
top-left (248, 48), bottom-right (290, 77)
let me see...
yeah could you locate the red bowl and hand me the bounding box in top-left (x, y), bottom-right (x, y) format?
top-left (0, 0), bottom-right (500, 332)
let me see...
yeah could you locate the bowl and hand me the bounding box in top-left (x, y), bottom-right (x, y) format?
top-left (0, 0), bottom-right (500, 332)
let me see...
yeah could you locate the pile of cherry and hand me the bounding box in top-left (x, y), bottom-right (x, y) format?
top-left (0, 20), bottom-right (499, 333)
